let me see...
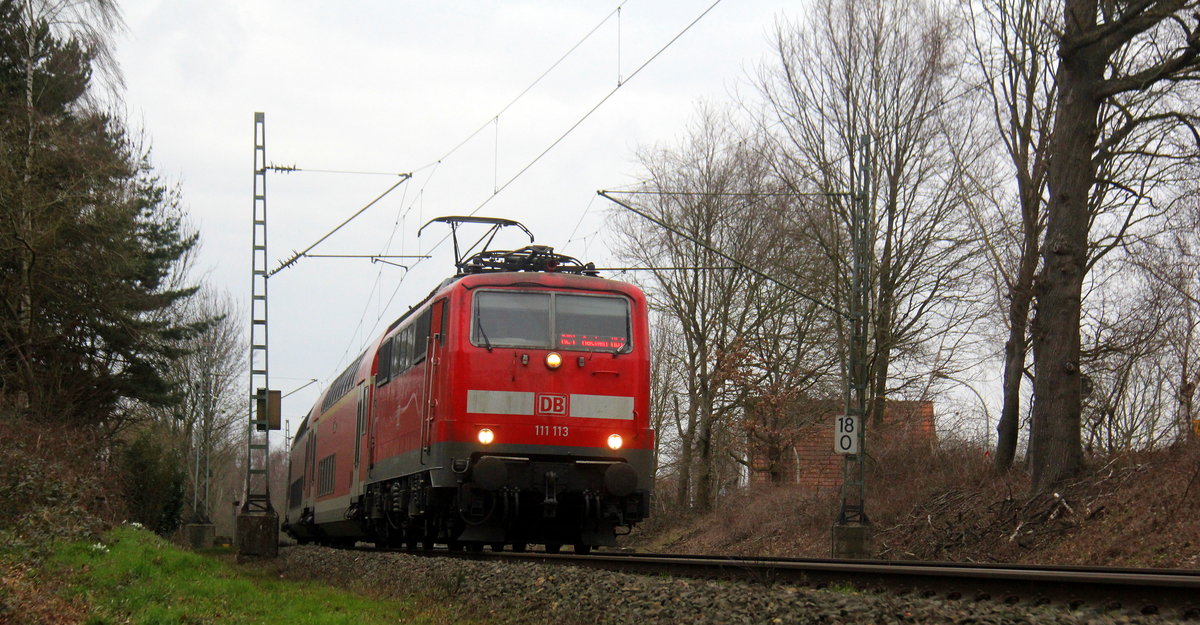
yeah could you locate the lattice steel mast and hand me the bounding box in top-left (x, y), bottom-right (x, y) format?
top-left (834, 135), bottom-right (872, 556)
top-left (237, 112), bottom-right (279, 557)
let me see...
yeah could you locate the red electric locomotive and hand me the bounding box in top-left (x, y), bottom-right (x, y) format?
top-left (283, 217), bottom-right (654, 553)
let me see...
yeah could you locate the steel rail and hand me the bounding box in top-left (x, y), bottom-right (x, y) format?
top-left (428, 549), bottom-right (1200, 618)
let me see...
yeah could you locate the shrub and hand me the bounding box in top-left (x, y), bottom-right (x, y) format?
top-left (118, 428), bottom-right (185, 536)
top-left (0, 417), bottom-right (120, 554)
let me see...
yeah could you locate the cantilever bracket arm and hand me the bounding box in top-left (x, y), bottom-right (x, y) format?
top-left (267, 173), bottom-right (413, 277)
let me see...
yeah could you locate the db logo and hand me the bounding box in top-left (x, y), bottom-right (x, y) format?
top-left (535, 393), bottom-right (568, 416)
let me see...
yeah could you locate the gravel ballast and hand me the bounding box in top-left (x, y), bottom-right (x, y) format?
top-left (277, 546), bottom-right (1178, 625)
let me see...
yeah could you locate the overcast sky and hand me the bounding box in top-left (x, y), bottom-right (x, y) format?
top-left (114, 0), bottom-right (806, 438)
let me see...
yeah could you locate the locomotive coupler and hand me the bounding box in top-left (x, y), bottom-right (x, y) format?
top-left (543, 471), bottom-right (559, 518)
top-left (582, 490), bottom-right (603, 520)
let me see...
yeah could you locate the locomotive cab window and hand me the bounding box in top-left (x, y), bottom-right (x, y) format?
top-left (556, 294), bottom-right (629, 351)
top-left (472, 291), bottom-right (630, 352)
top-left (474, 292), bottom-right (551, 347)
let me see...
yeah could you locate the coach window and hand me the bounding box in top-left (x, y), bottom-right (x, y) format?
top-left (474, 291), bottom-right (551, 348)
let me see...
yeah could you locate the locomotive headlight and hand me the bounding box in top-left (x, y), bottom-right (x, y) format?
top-left (607, 433), bottom-right (623, 450)
top-left (545, 352), bottom-right (563, 369)
top-left (478, 428), bottom-right (495, 445)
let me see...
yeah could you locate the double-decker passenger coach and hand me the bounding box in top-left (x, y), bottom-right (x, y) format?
top-left (284, 217), bottom-right (654, 553)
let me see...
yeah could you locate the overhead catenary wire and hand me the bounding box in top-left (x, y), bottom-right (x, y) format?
top-left (356, 1), bottom-right (636, 318)
top-left (327, 0), bottom-right (729, 375)
top-left (610, 190), bottom-right (817, 196)
top-left (304, 254), bottom-right (432, 259)
top-left (352, 0), bottom-right (731, 354)
top-left (597, 189), bottom-right (845, 317)
top-left (562, 194), bottom-right (598, 252)
top-left (593, 266), bottom-right (739, 271)
top-left (462, 0), bottom-right (728, 220)
top-left (414, 2), bottom-right (628, 173)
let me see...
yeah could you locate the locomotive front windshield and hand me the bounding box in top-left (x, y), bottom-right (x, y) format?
top-left (473, 291), bottom-right (630, 352)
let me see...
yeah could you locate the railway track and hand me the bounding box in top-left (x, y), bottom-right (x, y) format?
top-left (423, 548), bottom-right (1200, 619)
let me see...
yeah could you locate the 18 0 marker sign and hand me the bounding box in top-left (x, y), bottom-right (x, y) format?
top-left (834, 414), bottom-right (859, 455)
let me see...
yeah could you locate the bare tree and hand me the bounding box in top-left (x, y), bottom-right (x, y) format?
top-left (757, 0), bottom-right (988, 428)
top-left (1123, 191), bottom-right (1200, 444)
top-left (1030, 0), bottom-right (1200, 489)
top-left (1076, 260), bottom-right (1173, 452)
top-left (736, 299), bottom-right (840, 483)
top-left (610, 107), bottom-right (806, 511)
top-left (147, 287), bottom-right (245, 522)
top-left (965, 0), bottom-right (1057, 472)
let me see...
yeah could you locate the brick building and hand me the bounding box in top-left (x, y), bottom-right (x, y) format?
top-left (748, 400), bottom-right (935, 491)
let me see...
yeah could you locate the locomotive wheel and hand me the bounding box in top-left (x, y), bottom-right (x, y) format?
top-left (467, 542), bottom-right (484, 553)
top-left (421, 539), bottom-right (434, 551)
top-left (545, 543), bottom-right (562, 554)
top-left (512, 543), bottom-right (528, 553)
top-left (490, 542), bottom-right (505, 552)
top-left (574, 544), bottom-right (592, 555)
top-left (447, 540), bottom-right (464, 552)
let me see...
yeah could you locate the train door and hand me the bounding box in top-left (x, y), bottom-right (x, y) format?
top-left (305, 427), bottom-right (316, 502)
top-left (353, 382), bottom-right (368, 493)
top-left (420, 299), bottom-right (448, 464)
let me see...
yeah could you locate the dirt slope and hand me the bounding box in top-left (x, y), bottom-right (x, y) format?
top-left (628, 439), bottom-right (1200, 568)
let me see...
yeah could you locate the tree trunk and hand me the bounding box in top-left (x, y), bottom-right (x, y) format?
top-left (14, 0), bottom-right (38, 414)
top-left (674, 402), bottom-right (696, 508)
top-left (694, 403), bottom-right (715, 512)
top-left (1030, 0), bottom-right (1103, 491)
top-left (994, 292), bottom-right (1031, 471)
top-left (994, 225), bottom-right (1039, 471)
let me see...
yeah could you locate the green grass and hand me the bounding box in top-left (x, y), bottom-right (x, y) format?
top-left (48, 526), bottom-right (459, 625)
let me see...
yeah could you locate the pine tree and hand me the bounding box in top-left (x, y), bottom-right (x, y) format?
top-left (0, 0), bottom-right (204, 426)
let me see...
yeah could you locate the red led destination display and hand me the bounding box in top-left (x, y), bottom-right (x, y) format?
top-left (559, 333), bottom-right (627, 350)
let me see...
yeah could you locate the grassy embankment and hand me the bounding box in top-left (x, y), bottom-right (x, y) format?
top-left (3, 525), bottom-right (468, 625)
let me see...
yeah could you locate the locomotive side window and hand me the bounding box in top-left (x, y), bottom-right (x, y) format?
top-left (401, 326), bottom-right (414, 370)
top-left (413, 308), bottom-right (432, 364)
top-left (474, 291), bottom-right (551, 347)
top-left (438, 299), bottom-right (449, 343)
top-left (472, 291), bottom-right (631, 351)
top-left (377, 337), bottom-right (393, 386)
top-left (556, 295), bottom-right (630, 351)
top-left (392, 326), bottom-right (419, 375)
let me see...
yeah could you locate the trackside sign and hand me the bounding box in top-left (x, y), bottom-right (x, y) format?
top-left (834, 414), bottom-right (860, 455)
